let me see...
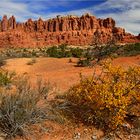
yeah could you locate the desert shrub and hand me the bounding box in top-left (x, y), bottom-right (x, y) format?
top-left (76, 44), bottom-right (119, 67)
top-left (58, 44), bottom-right (72, 58)
top-left (98, 45), bottom-right (118, 57)
top-left (26, 58), bottom-right (37, 65)
top-left (87, 45), bottom-right (118, 60)
top-left (77, 58), bottom-right (92, 67)
top-left (70, 47), bottom-right (84, 58)
top-left (0, 48), bottom-right (43, 59)
top-left (66, 63), bottom-right (140, 129)
top-left (47, 46), bottom-right (60, 57)
top-left (31, 50), bottom-right (37, 57)
top-left (68, 58), bottom-right (72, 63)
top-left (0, 58), bottom-right (6, 67)
top-left (47, 45), bottom-right (85, 58)
top-left (0, 70), bottom-right (15, 86)
top-left (0, 74), bottom-right (50, 137)
top-left (1, 42), bottom-right (139, 60)
top-left (123, 43), bottom-right (140, 56)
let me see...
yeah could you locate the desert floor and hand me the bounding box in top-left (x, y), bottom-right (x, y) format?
top-left (4, 55), bottom-right (140, 91)
top-left (2, 55), bottom-right (140, 140)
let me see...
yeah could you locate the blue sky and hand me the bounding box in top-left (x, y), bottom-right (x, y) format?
top-left (0, 0), bottom-right (140, 35)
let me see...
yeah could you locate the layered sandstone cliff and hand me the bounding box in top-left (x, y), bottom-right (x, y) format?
top-left (0, 13), bottom-right (139, 47)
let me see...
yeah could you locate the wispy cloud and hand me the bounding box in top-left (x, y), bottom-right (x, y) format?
top-left (92, 0), bottom-right (140, 35)
top-left (0, 0), bottom-right (139, 35)
top-left (0, 0), bottom-right (40, 21)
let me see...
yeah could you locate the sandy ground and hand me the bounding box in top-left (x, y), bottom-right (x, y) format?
top-left (4, 57), bottom-right (96, 91)
top-left (2, 55), bottom-right (140, 140)
top-left (3, 55), bottom-right (140, 91)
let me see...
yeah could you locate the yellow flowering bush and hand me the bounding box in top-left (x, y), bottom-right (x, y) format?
top-left (66, 63), bottom-right (140, 129)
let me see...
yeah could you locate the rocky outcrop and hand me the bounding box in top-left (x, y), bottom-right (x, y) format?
top-left (137, 34), bottom-right (140, 40)
top-left (1, 15), bottom-right (8, 32)
top-left (0, 13), bottom-right (139, 48)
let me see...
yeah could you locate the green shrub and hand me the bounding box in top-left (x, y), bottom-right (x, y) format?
top-left (0, 70), bottom-right (15, 86)
top-left (47, 46), bottom-right (60, 57)
top-left (87, 45), bottom-right (118, 60)
top-left (68, 58), bottom-right (72, 63)
top-left (31, 50), bottom-right (37, 57)
top-left (70, 47), bottom-right (84, 58)
top-left (46, 45), bottom-right (85, 58)
top-left (1, 43), bottom-right (139, 61)
top-left (0, 58), bottom-right (6, 67)
top-left (77, 58), bottom-right (92, 67)
top-left (123, 43), bottom-right (140, 56)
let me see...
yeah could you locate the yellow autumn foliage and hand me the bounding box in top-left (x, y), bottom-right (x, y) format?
top-left (66, 63), bottom-right (140, 129)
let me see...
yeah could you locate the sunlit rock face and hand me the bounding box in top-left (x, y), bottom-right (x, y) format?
top-left (0, 13), bottom-right (139, 48)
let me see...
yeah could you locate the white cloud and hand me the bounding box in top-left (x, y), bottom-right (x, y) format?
top-left (91, 0), bottom-right (140, 35)
top-left (0, 0), bottom-right (40, 21)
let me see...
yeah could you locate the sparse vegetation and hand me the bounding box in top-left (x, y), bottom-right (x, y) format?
top-left (0, 58), bottom-right (6, 67)
top-left (0, 41), bottom-right (139, 138)
top-left (77, 58), bottom-right (92, 67)
top-left (0, 70), bottom-right (15, 86)
top-left (26, 58), bottom-right (37, 65)
top-left (0, 72), bottom-right (50, 138)
top-left (123, 43), bottom-right (140, 56)
top-left (70, 47), bottom-right (84, 58)
top-left (0, 43), bottom-right (139, 66)
top-left (76, 44), bottom-right (119, 67)
top-left (46, 44), bottom-right (84, 58)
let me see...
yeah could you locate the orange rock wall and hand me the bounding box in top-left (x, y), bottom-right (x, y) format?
top-left (0, 14), bottom-right (139, 48)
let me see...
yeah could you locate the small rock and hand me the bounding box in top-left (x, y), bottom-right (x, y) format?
top-left (91, 134), bottom-right (97, 140)
top-left (101, 138), bottom-right (111, 140)
top-left (122, 123), bottom-right (132, 129)
top-left (74, 132), bottom-right (81, 139)
top-left (0, 132), bottom-right (6, 140)
top-left (84, 128), bottom-right (88, 133)
top-left (128, 134), bottom-right (137, 140)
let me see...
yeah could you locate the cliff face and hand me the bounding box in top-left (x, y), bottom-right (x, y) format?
top-left (0, 13), bottom-right (139, 48)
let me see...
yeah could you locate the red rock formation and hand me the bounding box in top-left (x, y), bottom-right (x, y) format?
top-left (0, 13), bottom-right (139, 48)
top-left (1, 15), bottom-right (8, 32)
top-left (137, 34), bottom-right (140, 40)
top-left (8, 16), bottom-right (16, 30)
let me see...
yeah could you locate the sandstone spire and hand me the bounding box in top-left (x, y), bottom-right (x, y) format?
top-left (8, 15), bottom-right (16, 30)
top-left (1, 15), bottom-right (8, 31)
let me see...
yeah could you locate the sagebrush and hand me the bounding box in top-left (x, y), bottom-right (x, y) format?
top-left (0, 72), bottom-right (50, 138)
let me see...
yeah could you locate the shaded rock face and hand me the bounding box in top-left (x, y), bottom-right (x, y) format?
top-left (137, 34), bottom-right (140, 40)
top-left (0, 14), bottom-right (139, 48)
